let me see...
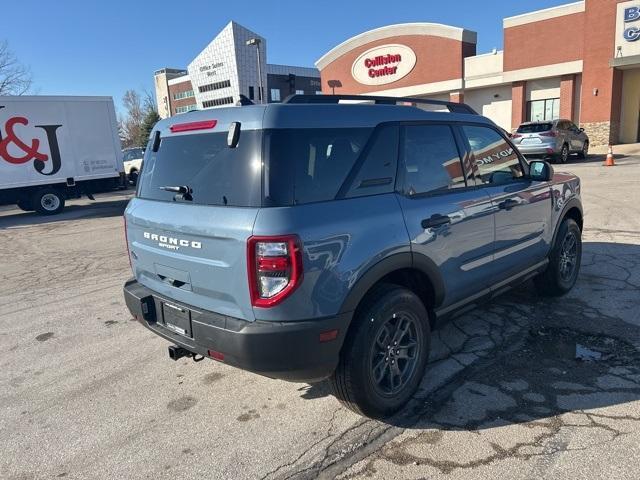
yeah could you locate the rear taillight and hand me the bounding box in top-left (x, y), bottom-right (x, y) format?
top-left (540, 131), bottom-right (557, 137)
top-left (247, 235), bottom-right (303, 308)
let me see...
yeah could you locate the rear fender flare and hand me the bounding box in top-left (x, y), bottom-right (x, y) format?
top-left (551, 197), bottom-right (583, 247)
top-left (338, 252), bottom-right (445, 315)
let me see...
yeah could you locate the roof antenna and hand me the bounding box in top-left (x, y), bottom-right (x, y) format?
top-left (237, 95), bottom-right (254, 106)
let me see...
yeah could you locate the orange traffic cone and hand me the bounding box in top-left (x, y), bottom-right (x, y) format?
top-left (604, 145), bottom-right (615, 167)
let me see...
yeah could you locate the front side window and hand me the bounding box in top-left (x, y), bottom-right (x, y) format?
top-left (123, 148), bottom-right (144, 162)
top-left (463, 125), bottom-right (524, 185)
top-left (401, 124), bottom-right (466, 196)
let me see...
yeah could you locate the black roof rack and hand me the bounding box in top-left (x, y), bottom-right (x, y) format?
top-left (282, 94), bottom-right (478, 115)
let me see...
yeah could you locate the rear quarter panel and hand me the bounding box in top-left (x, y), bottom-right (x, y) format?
top-left (549, 172), bottom-right (582, 243)
top-left (251, 194), bottom-right (410, 321)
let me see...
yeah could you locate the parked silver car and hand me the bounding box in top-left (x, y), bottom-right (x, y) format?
top-left (512, 119), bottom-right (589, 163)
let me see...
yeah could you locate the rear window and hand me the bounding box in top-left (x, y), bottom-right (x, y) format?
top-left (517, 123), bottom-right (552, 134)
top-left (137, 131), bottom-right (262, 207)
top-left (265, 128), bottom-right (372, 205)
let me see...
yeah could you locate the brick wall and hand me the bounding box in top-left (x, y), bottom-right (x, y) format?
top-left (511, 81), bottom-right (527, 130)
top-left (580, 0), bottom-right (627, 145)
top-left (504, 13), bottom-right (585, 71)
top-left (560, 74), bottom-right (577, 121)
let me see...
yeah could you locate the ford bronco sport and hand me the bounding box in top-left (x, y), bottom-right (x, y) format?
top-left (123, 94), bottom-right (583, 418)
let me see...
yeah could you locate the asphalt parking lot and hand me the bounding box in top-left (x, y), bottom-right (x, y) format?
top-left (1, 152), bottom-right (639, 480)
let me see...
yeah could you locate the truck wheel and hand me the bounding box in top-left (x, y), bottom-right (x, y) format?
top-left (32, 188), bottom-right (65, 215)
top-left (128, 170), bottom-right (138, 186)
top-left (534, 218), bottom-right (581, 296)
top-left (329, 284), bottom-right (431, 418)
top-left (17, 199), bottom-right (34, 211)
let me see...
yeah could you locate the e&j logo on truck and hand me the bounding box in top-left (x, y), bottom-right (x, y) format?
top-left (0, 105), bottom-right (63, 176)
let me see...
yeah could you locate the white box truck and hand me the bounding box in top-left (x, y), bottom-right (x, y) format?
top-left (0, 96), bottom-right (125, 215)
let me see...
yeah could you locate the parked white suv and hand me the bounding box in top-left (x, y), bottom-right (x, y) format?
top-left (122, 148), bottom-right (144, 185)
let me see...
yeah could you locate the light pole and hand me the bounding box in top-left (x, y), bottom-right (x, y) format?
top-left (246, 38), bottom-right (263, 104)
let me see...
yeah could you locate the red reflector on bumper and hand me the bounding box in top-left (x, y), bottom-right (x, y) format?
top-left (207, 350), bottom-right (225, 361)
top-left (319, 329), bottom-right (339, 343)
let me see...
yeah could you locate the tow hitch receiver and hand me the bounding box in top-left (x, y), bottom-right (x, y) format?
top-left (168, 345), bottom-right (205, 362)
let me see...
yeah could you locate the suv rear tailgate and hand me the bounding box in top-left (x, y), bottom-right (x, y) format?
top-left (126, 198), bottom-right (257, 321)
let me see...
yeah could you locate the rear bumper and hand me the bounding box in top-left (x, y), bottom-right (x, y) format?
top-left (516, 143), bottom-right (558, 156)
top-left (123, 279), bottom-right (350, 382)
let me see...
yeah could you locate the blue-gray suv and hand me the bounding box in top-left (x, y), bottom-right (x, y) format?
top-left (123, 95), bottom-right (583, 418)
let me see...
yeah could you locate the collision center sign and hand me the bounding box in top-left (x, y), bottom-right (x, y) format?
top-left (351, 44), bottom-right (417, 86)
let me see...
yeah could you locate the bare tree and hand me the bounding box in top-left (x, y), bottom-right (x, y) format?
top-left (120, 89), bottom-right (160, 148)
top-left (0, 40), bottom-right (33, 95)
top-left (121, 90), bottom-right (144, 148)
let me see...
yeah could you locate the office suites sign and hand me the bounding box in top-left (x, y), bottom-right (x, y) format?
top-left (351, 44), bottom-right (417, 86)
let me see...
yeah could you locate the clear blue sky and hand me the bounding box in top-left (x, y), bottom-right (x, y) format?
top-left (4, 0), bottom-right (571, 115)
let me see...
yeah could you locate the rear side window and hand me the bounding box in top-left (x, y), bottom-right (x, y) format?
top-left (517, 123), bottom-right (552, 134)
top-left (265, 128), bottom-right (372, 205)
top-left (137, 131), bottom-right (262, 207)
top-left (400, 124), bottom-right (466, 196)
top-left (343, 125), bottom-right (399, 198)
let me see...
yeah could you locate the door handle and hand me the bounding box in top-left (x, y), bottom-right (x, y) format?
top-left (421, 214), bottom-right (451, 229)
top-left (498, 199), bottom-right (519, 211)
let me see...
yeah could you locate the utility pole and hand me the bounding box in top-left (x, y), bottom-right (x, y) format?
top-left (246, 38), bottom-right (263, 104)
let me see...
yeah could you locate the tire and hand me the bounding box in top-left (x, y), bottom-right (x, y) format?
top-left (558, 144), bottom-right (570, 164)
top-left (16, 199), bottom-right (34, 211)
top-left (128, 170), bottom-right (139, 186)
top-left (328, 284), bottom-right (431, 418)
top-left (32, 188), bottom-right (65, 215)
top-left (578, 141), bottom-right (589, 159)
top-left (534, 218), bottom-right (582, 296)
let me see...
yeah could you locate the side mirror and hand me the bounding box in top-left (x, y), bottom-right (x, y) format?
top-left (529, 160), bottom-right (554, 182)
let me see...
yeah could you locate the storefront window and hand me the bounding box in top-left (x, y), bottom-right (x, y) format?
top-left (270, 89), bottom-right (281, 102)
top-left (527, 98), bottom-right (560, 122)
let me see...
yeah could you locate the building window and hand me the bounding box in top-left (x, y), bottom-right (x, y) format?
top-left (295, 89), bottom-right (304, 95)
top-left (198, 79), bottom-right (231, 93)
top-left (173, 90), bottom-right (194, 101)
top-left (249, 86), bottom-right (254, 100)
top-left (270, 88), bottom-right (281, 102)
top-left (175, 104), bottom-right (198, 114)
top-left (315, 91), bottom-right (323, 95)
top-left (527, 98), bottom-right (560, 122)
top-left (202, 97), bottom-right (234, 108)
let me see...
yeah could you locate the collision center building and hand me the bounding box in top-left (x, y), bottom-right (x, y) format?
top-left (316, 0), bottom-right (640, 145)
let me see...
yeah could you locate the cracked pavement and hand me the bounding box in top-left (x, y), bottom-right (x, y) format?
top-left (1, 154), bottom-right (639, 480)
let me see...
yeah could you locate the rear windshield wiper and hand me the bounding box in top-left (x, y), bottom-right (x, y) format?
top-left (159, 185), bottom-right (190, 194)
top-left (159, 185), bottom-right (193, 201)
